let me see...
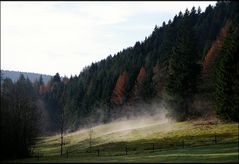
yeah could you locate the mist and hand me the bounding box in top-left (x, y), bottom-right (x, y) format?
top-left (66, 101), bottom-right (176, 142)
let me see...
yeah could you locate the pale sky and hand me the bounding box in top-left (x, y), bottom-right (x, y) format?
top-left (1, 1), bottom-right (216, 77)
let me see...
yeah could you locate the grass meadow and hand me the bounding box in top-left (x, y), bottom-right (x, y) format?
top-left (7, 118), bottom-right (239, 163)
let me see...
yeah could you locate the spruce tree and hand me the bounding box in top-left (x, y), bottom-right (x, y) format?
top-left (166, 13), bottom-right (200, 121)
top-left (213, 29), bottom-right (239, 121)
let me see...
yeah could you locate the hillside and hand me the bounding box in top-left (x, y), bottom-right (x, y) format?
top-left (1, 70), bottom-right (52, 84)
top-left (40, 1), bottom-right (239, 130)
top-left (1, 1), bottom-right (238, 161)
top-left (13, 118), bottom-right (238, 163)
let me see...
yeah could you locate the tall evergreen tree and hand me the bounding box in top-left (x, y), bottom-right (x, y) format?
top-left (213, 28), bottom-right (239, 121)
top-left (166, 13), bottom-right (200, 120)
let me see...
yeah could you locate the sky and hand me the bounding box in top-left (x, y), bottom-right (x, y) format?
top-left (1, 1), bottom-right (217, 77)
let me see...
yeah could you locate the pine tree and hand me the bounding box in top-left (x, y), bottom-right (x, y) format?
top-left (166, 14), bottom-right (200, 120)
top-left (213, 29), bottom-right (239, 121)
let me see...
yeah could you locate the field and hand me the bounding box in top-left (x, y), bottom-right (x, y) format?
top-left (10, 143), bottom-right (238, 163)
top-left (8, 116), bottom-right (239, 163)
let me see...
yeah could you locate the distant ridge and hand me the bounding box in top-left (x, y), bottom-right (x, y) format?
top-left (1, 70), bottom-right (52, 84)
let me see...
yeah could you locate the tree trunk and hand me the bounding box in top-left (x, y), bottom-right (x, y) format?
top-left (60, 109), bottom-right (64, 156)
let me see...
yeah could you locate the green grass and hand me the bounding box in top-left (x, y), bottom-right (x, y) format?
top-left (8, 143), bottom-right (238, 163)
top-left (6, 119), bottom-right (239, 163)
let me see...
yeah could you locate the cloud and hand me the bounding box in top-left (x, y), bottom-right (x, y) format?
top-left (1, 1), bottom-right (216, 77)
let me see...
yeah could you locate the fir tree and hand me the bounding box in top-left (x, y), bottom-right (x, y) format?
top-left (213, 29), bottom-right (239, 121)
top-left (166, 13), bottom-right (200, 120)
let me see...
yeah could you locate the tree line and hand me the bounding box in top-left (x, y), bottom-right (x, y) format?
top-left (0, 1), bottom-right (238, 160)
top-left (40, 1), bottom-right (238, 129)
top-left (0, 75), bottom-right (40, 160)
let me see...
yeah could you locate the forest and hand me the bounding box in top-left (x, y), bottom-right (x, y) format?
top-left (0, 1), bottom-right (238, 160)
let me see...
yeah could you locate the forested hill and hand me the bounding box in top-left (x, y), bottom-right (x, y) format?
top-left (43, 1), bottom-right (238, 130)
top-left (1, 1), bottom-right (238, 160)
top-left (1, 1), bottom-right (238, 133)
top-left (1, 70), bottom-right (52, 84)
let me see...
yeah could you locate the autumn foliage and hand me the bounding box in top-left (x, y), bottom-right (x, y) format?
top-left (111, 71), bottom-right (128, 105)
top-left (203, 22), bottom-right (231, 73)
top-left (128, 67), bottom-right (147, 103)
top-left (39, 84), bottom-right (49, 95)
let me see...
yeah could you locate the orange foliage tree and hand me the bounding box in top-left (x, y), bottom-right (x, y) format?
top-left (111, 70), bottom-right (128, 105)
top-left (203, 22), bottom-right (231, 73)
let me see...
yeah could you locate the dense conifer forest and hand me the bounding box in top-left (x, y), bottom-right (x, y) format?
top-left (1, 1), bottom-right (238, 160)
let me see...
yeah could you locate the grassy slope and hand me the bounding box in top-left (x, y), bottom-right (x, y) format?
top-left (8, 119), bottom-right (239, 163)
top-left (11, 143), bottom-right (238, 163)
